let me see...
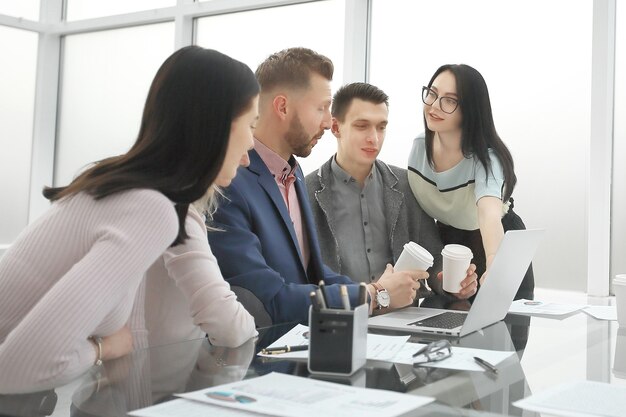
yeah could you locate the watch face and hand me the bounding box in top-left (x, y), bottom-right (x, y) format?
top-left (376, 290), bottom-right (390, 308)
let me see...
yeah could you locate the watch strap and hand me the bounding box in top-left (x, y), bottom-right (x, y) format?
top-left (372, 282), bottom-right (389, 309)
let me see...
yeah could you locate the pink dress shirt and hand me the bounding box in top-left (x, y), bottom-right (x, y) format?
top-left (253, 139), bottom-right (310, 269)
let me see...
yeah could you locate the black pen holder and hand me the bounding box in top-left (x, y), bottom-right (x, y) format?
top-left (307, 303), bottom-right (368, 376)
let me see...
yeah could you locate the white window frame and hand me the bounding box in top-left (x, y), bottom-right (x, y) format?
top-left (0, 0), bottom-right (617, 297)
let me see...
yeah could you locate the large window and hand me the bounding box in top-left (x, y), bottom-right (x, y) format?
top-left (55, 23), bottom-right (174, 186)
top-left (195, 0), bottom-right (346, 175)
top-left (65, 0), bottom-right (175, 21)
top-left (0, 26), bottom-right (38, 247)
top-left (369, 0), bottom-right (593, 291)
top-left (0, 0), bottom-right (618, 294)
top-left (0, 0), bottom-right (39, 20)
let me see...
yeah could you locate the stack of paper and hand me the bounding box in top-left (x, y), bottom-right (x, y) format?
top-left (130, 372), bottom-right (434, 417)
top-left (257, 323), bottom-right (410, 361)
top-left (258, 324), bottom-right (514, 372)
top-left (582, 305), bottom-right (618, 321)
top-left (513, 380), bottom-right (626, 417)
top-left (508, 299), bottom-right (587, 316)
top-left (383, 342), bottom-right (514, 372)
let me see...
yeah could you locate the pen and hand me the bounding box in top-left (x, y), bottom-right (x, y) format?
top-left (261, 345), bottom-right (309, 355)
top-left (340, 285), bottom-right (351, 310)
top-left (474, 356), bottom-right (498, 374)
top-left (310, 291), bottom-right (320, 311)
top-left (412, 344), bottom-right (430, 358)
top-left (318, 280), bottom-right (329, 307)
top-left (315, 288), bottom-right (327, 309)
top-left (358, 282), bottom-right (367, 305)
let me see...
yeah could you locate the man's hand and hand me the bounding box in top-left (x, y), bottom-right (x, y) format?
top-left (377, 264), bottom-right (428, 309)
top-left (437, 263), bottom-right (478, 300)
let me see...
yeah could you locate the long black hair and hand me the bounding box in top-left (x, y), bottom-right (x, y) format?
top-left (44, 46), bottom-right (260, 244)
top-left (424, 64), bottom-right (516, 201)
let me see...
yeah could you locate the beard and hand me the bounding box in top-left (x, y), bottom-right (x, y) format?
top-left (285, 112), bottom-right (321, 158)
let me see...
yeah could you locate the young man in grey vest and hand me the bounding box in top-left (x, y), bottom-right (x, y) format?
top-left (305, 82), bottom-right (477, 302)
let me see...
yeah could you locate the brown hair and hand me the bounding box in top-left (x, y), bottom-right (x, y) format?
top-left (44, 46), bottom-right (259, 245)
top-left (331, 82), bottom-right (389, 122)
top-left (255, 47), bottom-right (333, 92)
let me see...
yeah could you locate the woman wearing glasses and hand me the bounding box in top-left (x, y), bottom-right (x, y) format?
top-left (407, 64), bottom-right (533, 300)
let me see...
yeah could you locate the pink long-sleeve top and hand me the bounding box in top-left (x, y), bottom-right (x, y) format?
top-left (0, 189), bottom-right (177, 393)
top-left (141, 205), bottom-right (257, 348)
top-left (0, 190), bottom-right (256, 393)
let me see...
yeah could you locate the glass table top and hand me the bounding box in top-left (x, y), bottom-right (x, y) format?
top-left (1, 290), bottom-right (623, 417)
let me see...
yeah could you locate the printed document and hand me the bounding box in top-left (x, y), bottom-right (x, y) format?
top-left (257, 324), bottom-right (513, 371)
top-left (508, 299), bottom-right (587, 316)
top-left (513, 380), bottom-right (626, 417)
top-left (391, 342), bottom-right (515, 372)
top-left (130, 398), bottom-right (253, 417)
top-left (257, 324), bottom-right (409, 361)
top-left (176, 372), bottom-right (434, 417)
top-left (582, 305), bottom-right (617, 321)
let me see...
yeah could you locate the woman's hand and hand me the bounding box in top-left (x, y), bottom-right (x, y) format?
top-left (96, 325), bottom-right (134, 362)
top-left (479, 270), bottom-right (488, 286)
top-left (437, 263), bottom-right (478, 300)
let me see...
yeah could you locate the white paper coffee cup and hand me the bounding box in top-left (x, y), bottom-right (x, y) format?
top-left (614, 274), bottom-right (626, 328)
top-left (441, 244), bottom-right (473, 293)
top-left (394, 242), bottom-right (434, 272)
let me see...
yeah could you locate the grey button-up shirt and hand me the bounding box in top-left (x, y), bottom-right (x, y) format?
top-left (306, 156), bottom-right (445, 297)
top-left (329, 157), bottom-right (393, 282)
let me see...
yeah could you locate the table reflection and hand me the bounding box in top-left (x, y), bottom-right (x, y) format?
top-left (614, 328), bottom-right (626, 379)
top-left (70, 335), bottom-right (258, 416)
top-left (0, 299), bottom-right (622, 417)
top-left (0, 390), bottom-right (57, 417)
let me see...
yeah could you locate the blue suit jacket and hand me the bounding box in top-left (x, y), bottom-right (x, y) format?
top-left (208, 150), bottom-right (361, 324)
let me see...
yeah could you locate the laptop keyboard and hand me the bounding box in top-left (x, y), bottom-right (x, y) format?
top-left (408, 311), bottom-right (467, 329)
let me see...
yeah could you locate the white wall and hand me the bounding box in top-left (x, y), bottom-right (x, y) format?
top-left (611, 0), bottom-right (626, 288)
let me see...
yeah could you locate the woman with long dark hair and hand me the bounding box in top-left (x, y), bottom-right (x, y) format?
top-left (408, 64), bottom-right (533, 300)
top-left (0, 46), bottom-right (259, 393)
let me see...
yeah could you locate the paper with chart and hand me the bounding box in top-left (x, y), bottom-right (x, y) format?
top-left (513, 380), bottom-right (626, 417)
top-left (508, 299), bottom-right (587, 316)
top-left (177, 372), bottom-right (434, 417)
top-left (129, 398), bottom-right (253, 417)
top-left (257, 323), bottom-right (410, 361)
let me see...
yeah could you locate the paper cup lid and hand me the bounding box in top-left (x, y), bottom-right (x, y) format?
top-left (442, 244), bottom-right (473, 259)
top-left (404, 242), bottom-right (434, 265)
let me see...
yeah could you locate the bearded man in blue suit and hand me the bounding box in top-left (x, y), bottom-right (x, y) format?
top-left (208, 48), bottom-right (423, 325)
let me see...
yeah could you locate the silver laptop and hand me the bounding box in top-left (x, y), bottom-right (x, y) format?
top-left (368, 229), bottom-right (544, 337)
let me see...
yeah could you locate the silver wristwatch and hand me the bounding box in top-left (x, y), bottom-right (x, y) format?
top-left (373, 282), bottom-right (390, 309)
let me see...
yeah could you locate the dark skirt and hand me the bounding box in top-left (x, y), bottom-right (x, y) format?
top-left (436, 198), bottom-right (534, 300)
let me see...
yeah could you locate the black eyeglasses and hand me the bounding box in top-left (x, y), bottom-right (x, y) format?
top-left (412, 339), bottom-right (452, 366)
top-left (421, 86), bottom-right (459, 114)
